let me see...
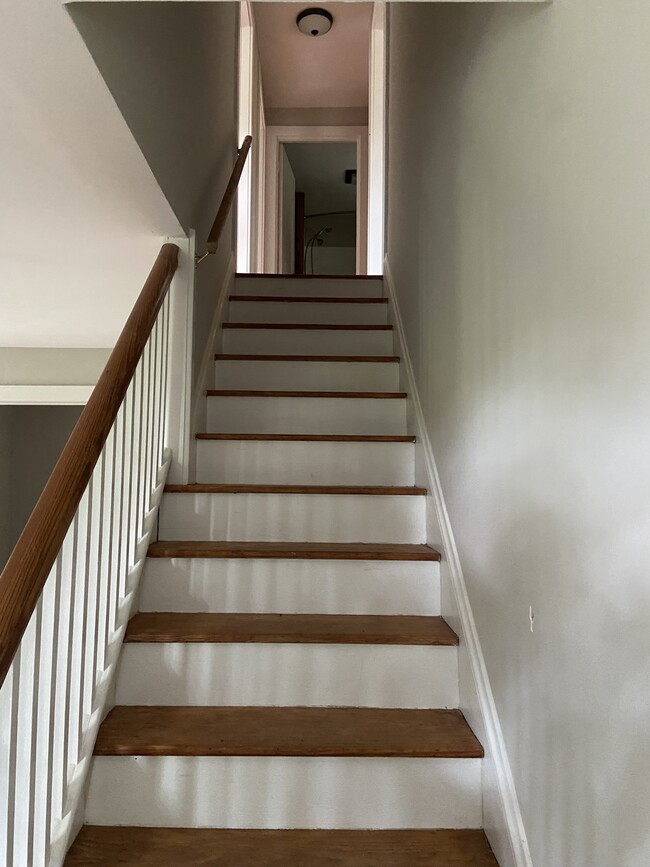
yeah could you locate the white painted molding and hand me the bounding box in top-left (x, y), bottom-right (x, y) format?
top-left (190, 251), bottom-right (236, 450)
top-left (165, 232), bottom-right (195, 484)
top-left (0, 385), bottom-right (93, 405)
top-left (383, 257), bottom-right (533, 867)
top-left (368, 2), bottom-right (386, 275)
top-left (236, 2), bottom-right (254, 273)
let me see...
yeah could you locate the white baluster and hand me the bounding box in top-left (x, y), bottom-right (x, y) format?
top-left (121, 383), bottom-right (136, 600)
top-left (12, 603), bottom-right (42, 866)
top-left (67, 508), bottom-right (89, 773)
top-left (0, 662), bottom-right (15, 865)
top-left (50, 531), bottom-right (76, 830)
top-left (109, 406), bottom-right (125, 637)
top-left (32, 563), bottom-right (59, 867)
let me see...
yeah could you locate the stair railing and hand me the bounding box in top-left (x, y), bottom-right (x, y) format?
top-left (195, 135), bottom-right (253, 265)
top-left (0, 134), bottom-right (252, 867)
top-left (0, 244), bottom-right (179, 866)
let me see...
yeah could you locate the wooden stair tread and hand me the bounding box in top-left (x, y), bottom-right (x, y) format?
top-left (235, 273), bottom-right (383, 280)
top-left (66, 827), bottom-right (498, 865)
top-left (196, 433), bottom-right (416, 442)
top-left (214, 353), bottom-right (400, 362)
top-left (147, 541), bottom-right (441, 561)
top-left (164, 484), bottom-right (426, 495)
top-left (223, 323), bottom-right (392, 330)
top-left (230, 295), bottom-right (388, 303)
top-left (94, 707), bottom-right (482, 757)
top-left (124, 613), bottom-right (458, 645)
top-left (207, 389), bottom-right (407, 398)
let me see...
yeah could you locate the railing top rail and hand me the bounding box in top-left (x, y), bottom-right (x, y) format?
top-left (204, 135), bottom-right (253, 257)
top-left (0, 243), bottom-right (179, 687)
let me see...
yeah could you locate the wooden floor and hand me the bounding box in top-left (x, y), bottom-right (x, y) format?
top-left (66, 827), bottom-right (499, 865)
top-left (93, 706), bottom-right (484, 758)
top-left (124, 613), bottom-right (459, 645)
top-left (163, 483), bottom-right (427, 495)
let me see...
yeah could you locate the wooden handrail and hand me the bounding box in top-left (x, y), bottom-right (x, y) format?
top-left (205, 135), bottom-right (253, 255)
top-left (0, 243), bottom-right (179, 687)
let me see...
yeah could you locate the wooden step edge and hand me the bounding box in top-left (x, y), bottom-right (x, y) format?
top-left (214, 354), bottom-right (400, 362)
top-left (235, 273), bottom-right (383, 280)
top-left (222, 323), bottom-right (393, 330)
top-left (163, 484), bottom-right (427, 495)
top-left (123, 613), bottom-right (458, 646)
top-left (93, 707), bottom-right (482, 758)
top-left (206, 390), bottom-right (407, 399)
top-left (146, 541), bottom-right (441, 561)
top-left (229, 295), bottom-right (388, 303)
top-left (195, 434), bottom-right (417, 442)
top-left (66, 827), bottom-right (499, 867)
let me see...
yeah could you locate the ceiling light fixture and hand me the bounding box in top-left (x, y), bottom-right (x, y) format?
top-left (296, 8), bottom-right (333, 37)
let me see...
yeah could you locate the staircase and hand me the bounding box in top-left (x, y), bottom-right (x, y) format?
top-left (66, 275), bottom-right (498, 865)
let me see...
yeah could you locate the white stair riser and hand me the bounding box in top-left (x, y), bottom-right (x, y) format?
top-left (234, 277), bottom-right (383, 297)
top-left (139, 559), bottom-right (440, 615)
top-left (206, 396), bottom-right (407, 435)
top-left (222, 329), bottom-right (394, 356)
top-left (214, 360), bottom-right (399, 392)
top-left (158, 493), bottom-right (426, 544)
top-left (86, 756), bottom-right (482, 829)
top-left (196, 440), bottom-right (414, 486)
top-left (115, 644), bottom-right (458, 708)
top-left (228, 301), bottom-right (388, 326)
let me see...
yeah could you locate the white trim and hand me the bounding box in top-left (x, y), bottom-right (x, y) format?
top-left (189, 251), bottom-right (236, 473)
top-left (165, 231), bottom-right (195, 485)
top-left (368, 3), bottom-right (386, 275)
top-left (0, 385), bottom-right (93, 405)
top-left (264, 126), bottom-right (368, 275)
top-left (383, 257), bottom-right (533, 867)
top-left (236, 3), bottom-right (254, 273)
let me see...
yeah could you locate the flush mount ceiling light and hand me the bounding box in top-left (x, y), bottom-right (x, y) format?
top-left (296, 8), bottom-right (333, 37)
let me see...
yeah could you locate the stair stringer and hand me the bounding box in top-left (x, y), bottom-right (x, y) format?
top-left (383, 258), bottom-right (532, 867)
top-left (189, 251), bottom-right (236, 481)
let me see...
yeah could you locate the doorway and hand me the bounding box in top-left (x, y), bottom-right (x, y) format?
top-left (280, 142), bottom-right (358, 276)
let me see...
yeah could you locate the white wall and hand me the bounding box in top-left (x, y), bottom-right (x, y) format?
top-left (0, 406), bottom-right (81, 570)
top-left (68, 1), bottom-right (239, 386)
top-left (311, 247), bottom-right (356, 276)
top-left (0, 0), bottom-right (183, 350)
top-left (387, 3), bottom-right (650, 866)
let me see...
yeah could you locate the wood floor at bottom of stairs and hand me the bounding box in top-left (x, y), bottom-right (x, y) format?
top-left (66, 827), bottom-right (499, 865)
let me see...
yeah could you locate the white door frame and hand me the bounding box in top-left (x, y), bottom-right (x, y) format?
top-left (236, 3), bottom-right (254, 273)
top-left (368, 2), bottom-right (386, 274)
top-left (236, 2), bottom-right (266, 273)
top-left (265, 126), bottom-right (368, 275)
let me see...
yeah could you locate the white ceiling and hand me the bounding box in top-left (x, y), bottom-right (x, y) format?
top-left (254, 3), bottom-right (373, 110)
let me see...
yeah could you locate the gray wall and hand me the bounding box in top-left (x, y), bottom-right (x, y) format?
top-left (0, 406), bottom-right (82, 570)
top-left (387, 2), bottom-right (650, 866)
top-left (0, 416), bottom-right (11, 568)
top-left (69, 2), bottom-right (239, 383)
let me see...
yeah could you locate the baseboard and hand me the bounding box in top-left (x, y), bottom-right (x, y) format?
top-left (383, 257), bottom-right (532, 867)
top-left (188, 251), bottom-right (236, 479)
